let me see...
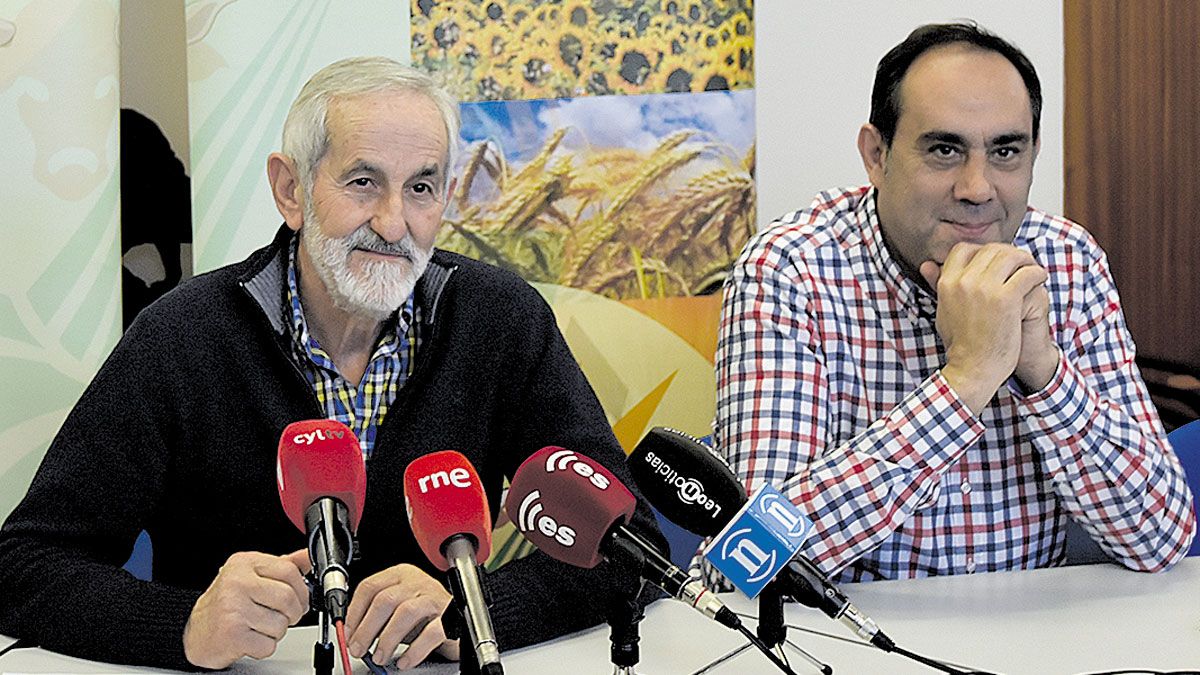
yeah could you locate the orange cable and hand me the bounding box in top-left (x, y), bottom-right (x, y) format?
top-left (334, 620), bottom-right (353, 675)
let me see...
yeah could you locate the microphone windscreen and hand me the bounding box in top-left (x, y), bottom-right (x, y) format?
top-left (403, 451), bottom-right (493, 571)
top-left (277, 419), bottom-right (367, 533)
top-left (627, 427), bottom-right (747, 537)
top-left (505, 446), bottom-right (636, 569)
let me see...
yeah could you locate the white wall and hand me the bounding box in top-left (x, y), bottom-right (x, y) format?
top-left (755, 2), bottom-right (1064, 227)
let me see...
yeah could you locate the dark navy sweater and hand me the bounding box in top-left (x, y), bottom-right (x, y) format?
top-left (0, 227), bottom-right (663, 669)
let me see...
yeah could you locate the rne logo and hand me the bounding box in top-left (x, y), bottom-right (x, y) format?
top-left (515, 489), bottom-right (576, 546)
top-left (543, 449), bottom-right (610, 490)
top-left (417, 468), bottom-right (472, 493)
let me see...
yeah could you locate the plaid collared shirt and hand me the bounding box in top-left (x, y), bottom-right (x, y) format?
top-left (714, 186), bottom-right (1195, 582)
top-left (286, 239), bottom-right (419, 459)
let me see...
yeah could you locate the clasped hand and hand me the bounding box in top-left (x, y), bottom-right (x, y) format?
top-left (184, 552), bottom-right (458, 670)
top-left (920, 242), bottom-right (1060, 414)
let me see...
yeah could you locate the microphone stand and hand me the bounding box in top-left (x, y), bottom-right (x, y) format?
top-left (444, 538), bottom-right (503, 675)
top-left (605, 537), bottom-right (648, 675)
top-left (308, 576), bottom-right (334, 675)
top-left (758, 583), bottom-right (832, 675)
top-left (441, 594), bottom-right (481, 675)
top-left (694, 581), bottom-right (831, 675)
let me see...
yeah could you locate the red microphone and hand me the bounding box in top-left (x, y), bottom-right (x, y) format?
top-left (404, 450), bottom-right (493, 568)
top-left (506, 447), bottom-right (634, 568)
top-left (404, 451), bottom-right (502, 674)
top-left (506, 447), bottom-right (740, 629)
top-left (277, 419), bottom-right (366, 622)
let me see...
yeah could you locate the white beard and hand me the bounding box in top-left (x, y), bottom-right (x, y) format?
top-left (300, 201), bottom-right (432, 321)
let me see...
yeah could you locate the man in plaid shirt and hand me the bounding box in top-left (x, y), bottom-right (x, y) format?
top-left (717, 23), bottom-right (1195, 582)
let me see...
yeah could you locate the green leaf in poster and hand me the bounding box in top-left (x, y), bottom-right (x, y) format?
top-left (0, 295), bottom-right (39, 348)
top-left (0, 356), bottom-right (88, 435)
top-left (26, 174), bottom-right (119, 326)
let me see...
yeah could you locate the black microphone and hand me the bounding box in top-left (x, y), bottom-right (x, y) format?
top-left (628, 427), bottom-right (895, 652)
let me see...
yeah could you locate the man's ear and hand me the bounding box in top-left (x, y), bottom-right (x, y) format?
top-left (857, 123), bottom-right (888, 187)
top-left (267, 153), bottom-right (304, 232)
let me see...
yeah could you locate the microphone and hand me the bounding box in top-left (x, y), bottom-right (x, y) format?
top-left (403, 451), bottom-right (502, 675)
top-left (277, 419), bottom-right (367, 623)
top-left (628, 427), bottom-right (894, 651)
top-left (504, 446), bottom-right (740, 630)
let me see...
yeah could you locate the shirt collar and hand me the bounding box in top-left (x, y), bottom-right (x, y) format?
top-left (285, 235), bottom-right (414, 363)
top-left (857, 189), bottom-right (938, 318)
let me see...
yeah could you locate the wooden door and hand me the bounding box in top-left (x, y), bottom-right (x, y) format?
top-left (1064, 0), bottom-right (1200, 426)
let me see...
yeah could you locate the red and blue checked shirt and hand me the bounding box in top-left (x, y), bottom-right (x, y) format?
top-left (286, 239), bottom-right (418, 459)
top-left (714, 186), bottom-right (1195, 582)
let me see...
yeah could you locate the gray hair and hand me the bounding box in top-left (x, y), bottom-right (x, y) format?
top-left (281, 56), bottom-right (460, 194)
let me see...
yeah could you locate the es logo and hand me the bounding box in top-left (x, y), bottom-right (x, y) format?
top-left (416, 467), bottom-right (472, 493)
top-left (515, 489), bottom-right (576, 546)
top-left (292, 428), bottom-right (346, 445)
top-left (544, 449), bottom-right (610, 490)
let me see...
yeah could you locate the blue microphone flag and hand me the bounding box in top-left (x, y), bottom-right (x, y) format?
top-left (703, 484), bottom-right (814, 598)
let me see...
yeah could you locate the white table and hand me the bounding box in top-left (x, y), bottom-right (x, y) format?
top-left (2, 560), bottom-right (1198, 674)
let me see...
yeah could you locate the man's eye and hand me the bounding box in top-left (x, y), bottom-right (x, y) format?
top-left (931, 144), bottom-right (958, 157)
top-left (350, 177), bottom-right (373, 187)
top-left (994, 147), bottom-right (1019, 160)
top-left (411, 182), bottom-right (437, 197)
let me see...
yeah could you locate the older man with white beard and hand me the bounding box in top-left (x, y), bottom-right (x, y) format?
top-left (0, 57), bottom-right (663, 671)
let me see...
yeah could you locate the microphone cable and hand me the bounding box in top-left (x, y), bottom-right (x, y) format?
top-left (733, 610), bottom-right (1000, 675)
top-left (334, 620), bottom-right (353, 675)
top-left (361, 651), bottom-right (388, 675)
top-left (889, 644), bottom-right (994, 675)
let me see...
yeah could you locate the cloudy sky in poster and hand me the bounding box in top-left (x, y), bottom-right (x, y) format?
top-left (459, 89), bottom-right (755, 163)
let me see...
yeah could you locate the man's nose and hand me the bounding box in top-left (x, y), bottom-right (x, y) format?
top-left (953, 155), bottom-right (996, 205)
top-left (371, 189), bottom-right (410, 242)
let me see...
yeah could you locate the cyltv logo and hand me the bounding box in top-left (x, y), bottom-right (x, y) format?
top-left (291, 428), bottom-right (346, 445)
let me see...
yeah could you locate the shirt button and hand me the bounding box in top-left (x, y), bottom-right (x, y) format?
top-left (966, 557), bottom-right (976, 573)
top-left (960, 482), bottom-right (972, 494)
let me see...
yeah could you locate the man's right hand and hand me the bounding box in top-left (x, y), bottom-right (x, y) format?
top-left (920, 242), bottom-right (1048, 414)
top-left (183, 550), bottom-right (311, 669)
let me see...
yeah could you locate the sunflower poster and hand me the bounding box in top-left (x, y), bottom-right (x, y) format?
top-left (412, 0), bottom-right (753, 100)
top-left (412, 0), bottom-right (755, 569)
top-left (413, 0), bottom-right (754, 441)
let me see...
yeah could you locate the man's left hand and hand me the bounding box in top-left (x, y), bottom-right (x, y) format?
top-left (344, 563), bottom-right (460, 670)
top-left (922, 242), bottom-right (1059, 394)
